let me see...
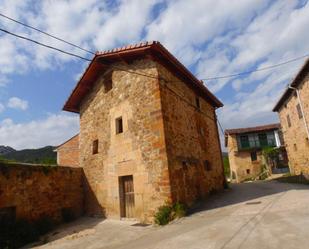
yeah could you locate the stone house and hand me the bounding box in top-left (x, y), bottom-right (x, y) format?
top-left (62, 41), bottom-right (225, 222)
top-left (55, 134), bottom-right (79, 167)
top-left (225, 123), bottom-right (287, 183)
top-left (273, 58), bottom-right (309, 176)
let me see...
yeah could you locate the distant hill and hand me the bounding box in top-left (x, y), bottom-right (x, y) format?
top-left (0, 145), bottom-right (16, 155)
top-left (2, 146), bottom-right (57, 164)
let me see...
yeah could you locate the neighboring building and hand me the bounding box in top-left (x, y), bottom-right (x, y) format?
top-left (225, 124), bottom-right (287, 183)
top-left (55, 134), bottom-right (79, 167)
top-left (273, 59), bottom-right (309, 176)
top-left (62, 41), bottom-right (225, 222)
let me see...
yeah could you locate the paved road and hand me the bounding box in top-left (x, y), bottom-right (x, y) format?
top-left (32, 180), bottom-right (309, 249)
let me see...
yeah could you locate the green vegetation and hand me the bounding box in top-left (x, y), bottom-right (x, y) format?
top-left (223, 155), bottom-right (230, 177)
top-left (2, 146), bottom-right (56, 165)
top-left (154, 202), bottom-right (187, 225)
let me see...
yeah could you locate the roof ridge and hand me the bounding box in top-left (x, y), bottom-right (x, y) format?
top-left (96, 41), bottom-right (158, 55)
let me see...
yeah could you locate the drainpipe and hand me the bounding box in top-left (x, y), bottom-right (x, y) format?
top-left (289, 85), bottom-right (309, 140)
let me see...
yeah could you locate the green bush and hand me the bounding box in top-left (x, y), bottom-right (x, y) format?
top-left (154, 202), bottom-right (187, 225)
top-left (172, 202), bottom-right (187, 219)
top-left (154, 205), bottom-right (172, 225)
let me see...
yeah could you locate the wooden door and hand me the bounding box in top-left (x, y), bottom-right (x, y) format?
top-left (120, 175), bottom-right (135, 218)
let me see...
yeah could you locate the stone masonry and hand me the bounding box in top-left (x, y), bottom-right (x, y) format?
top-left (226, 133), bottom-right (264, 183)
top-left (0, 163), bottom-right (83, 223)
top-left (56, 134), bottom-right (79, 167)
top-left (63, 41), bottom-right (225, 223)
top-left (273, 59), bottom-right (309, 176)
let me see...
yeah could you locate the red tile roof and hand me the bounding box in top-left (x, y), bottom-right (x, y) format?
top-left (273, 58), bottom-right (309, 112)
top-left (63, 41), bottom-right (223, 113)
top-left (225, 123), bottom-right (281, 135)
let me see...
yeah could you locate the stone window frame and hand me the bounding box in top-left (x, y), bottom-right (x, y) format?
top-left (287, 114), bottom-right (291, 127)
top-left (92, 139), bottom-right (99, 154)
top-left (103, 71), bottom-right (113, 93)
top-left (195, 96), bottom-right (200, 110)
top-left (296, 103), bottom-right (303, 119)
top-left (204, 160), bottom-right (212, 171)
top-left (115, 116), bottom-right (123, 134)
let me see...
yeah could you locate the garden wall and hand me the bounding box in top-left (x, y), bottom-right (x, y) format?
top-left (0, 163), bottom-right (84, 224)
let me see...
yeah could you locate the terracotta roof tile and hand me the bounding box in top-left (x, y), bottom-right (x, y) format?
top-left (225, 123), bottom-right (281, 135)
top-left (63, 41), bottom-right (223, 113)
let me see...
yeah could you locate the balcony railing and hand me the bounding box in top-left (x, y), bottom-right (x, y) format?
top-left (238, 139), bottom-right (276, 150)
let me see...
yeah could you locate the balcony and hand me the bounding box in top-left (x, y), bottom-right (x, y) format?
top-left (238, 139), bottom-right (277, 151)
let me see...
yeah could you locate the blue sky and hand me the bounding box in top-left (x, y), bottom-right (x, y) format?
top-left (0, 0), bottom-right (309, 149)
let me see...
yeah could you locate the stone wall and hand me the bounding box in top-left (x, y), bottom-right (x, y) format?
top-left (0, 163), bottom-right (84, 223)
top-left (57, 134), bottom-right (80, 167)
top-left (227, 134), bottom-right (263, 182)
top-left (278, 75), bottom-right (309, 176)
top-left (79, 59), bottom-right (171, 222)
top-left (158, 64), bottom-right (225, 205)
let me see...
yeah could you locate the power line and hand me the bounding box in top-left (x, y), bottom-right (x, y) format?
top-left (0, 12), bottom-right (95, 55)
top-left (200, 54), bottom-right (309, 81)
top-left (0, 27), bottom-right (92, 61)
top-left (0, 13), bottom-right (308, 83)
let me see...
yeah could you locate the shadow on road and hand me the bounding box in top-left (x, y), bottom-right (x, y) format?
top-left (188, 179), bottom-right (309, 215)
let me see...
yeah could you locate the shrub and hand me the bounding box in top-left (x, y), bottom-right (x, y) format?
top-left (154, 202), bottom-right (187, 225)
top-left (172, 202), bottom-right (187, 219)
top-left (154, 205), bottom-right (172, 225)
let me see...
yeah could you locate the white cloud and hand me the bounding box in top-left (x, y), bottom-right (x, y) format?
top-left (0, 0), bottom-right (309, 149)
top-left (7, 97), bottom-right (28, 110)
top-left (0, 113), bottom-right (79, 150)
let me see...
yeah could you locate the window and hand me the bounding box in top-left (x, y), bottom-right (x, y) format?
top-left (294, 143), bottom-right (297, 151)
top-left (240, 135), bottom-right (249, 148)
top-left (250, 151), bottom-right (257, 161)
top-left (104, 72), bottom-right (113, 93)
top-left (92, 139), bottom-right (98, 154)
top-left (258, 133), bottom-right (268, 147)
top-left (287, 114), bottom-right (291, 127)
top-left (182, 161), bottom-right (188, 171)
top-left (195, 97), bottom-right (200, 109)
top-left (246, 169), bottom-right (251, 175)
top-left (204, 160), bottom-right (212, 171)
top-left (116, 117), bottom-right (123, 134)
top-left (296, 104), bottom-right (303, 119)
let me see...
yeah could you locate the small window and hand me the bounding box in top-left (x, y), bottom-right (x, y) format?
top-left (204, 160), bottom-right (212, 171)
top-left (104, 72), bottom-right (113, 93)
top-left (294, 143), bottom-right (297, 151)
top-left (250, 151), bottom-right (257, 161)
top-left (195, 97), bottom-right (200, 109)
top-left (116, 117), bottom-right (123, 134)
top-left (92, 139), bottom-right (98, 154)
top-left (287, 114), bottom-right (291, 127)
top-left (296, 104), bottom-right (303, 119)
top-left (246, 169), bottom-right (251, 175)
top-left (182, 161), bottom-right (188, 171)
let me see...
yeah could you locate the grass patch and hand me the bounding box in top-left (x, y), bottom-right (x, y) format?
top-left (154, 202), bottom-right (187, 225)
